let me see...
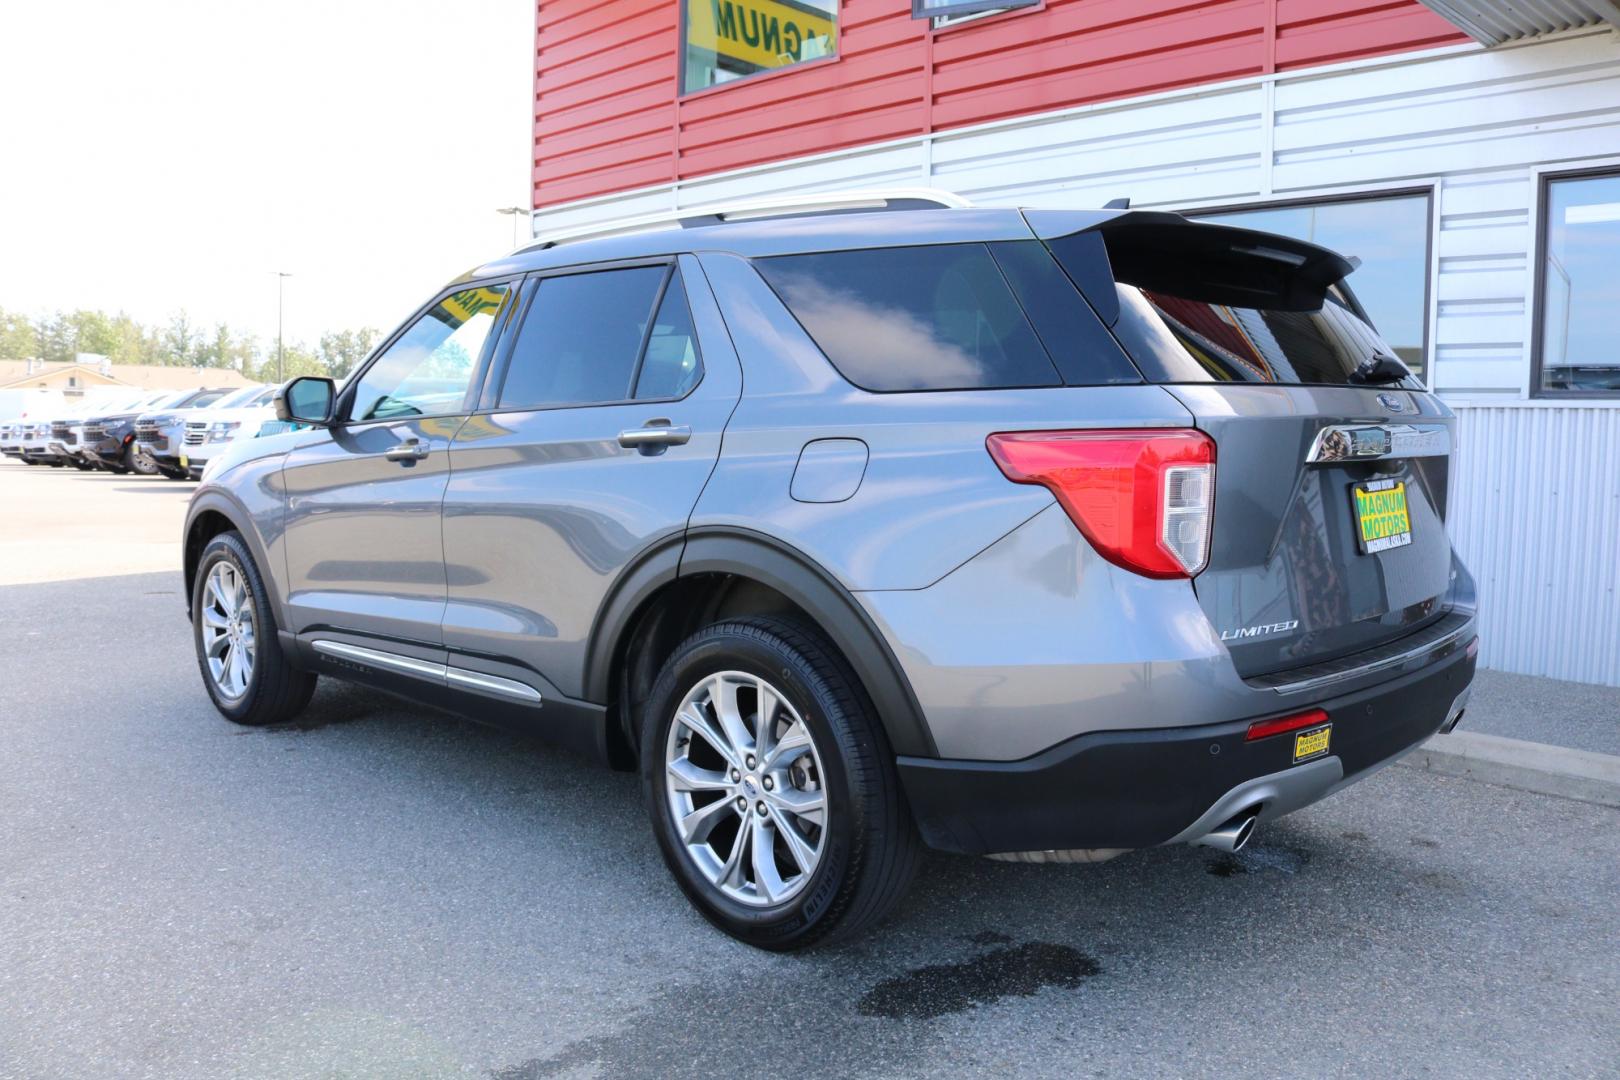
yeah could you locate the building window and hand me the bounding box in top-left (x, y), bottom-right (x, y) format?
top-left (682, 0), bottom-right (838, 94)
top-left (913, 1), bottom-right (1037, 27)
top-left (1536, 170), bottom-right (1620, 395)
top-left (1188, 192), bottom-right (1432, 383)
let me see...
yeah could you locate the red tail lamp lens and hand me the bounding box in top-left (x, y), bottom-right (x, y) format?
top-left (1245, 709), bottom-right (1330, 742)
top-left (986, 429), bottom-right (1215, 578)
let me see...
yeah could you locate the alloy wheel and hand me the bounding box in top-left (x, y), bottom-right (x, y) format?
top-left (663, 671), bottom-right (828, 907)
top-left (200, 561), bottom-right (256, 699)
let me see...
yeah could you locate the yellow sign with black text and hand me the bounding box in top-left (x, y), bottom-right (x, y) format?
top-left (687, 0), bottom-right (836, 73)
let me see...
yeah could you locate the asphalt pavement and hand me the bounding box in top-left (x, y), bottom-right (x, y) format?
top-left (2, 462), bottom-right (1618, 1079)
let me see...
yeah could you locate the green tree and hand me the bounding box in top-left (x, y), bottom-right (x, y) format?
top-left (317, 327), bottom-right (379, 380)
top-left (162, 311), bottom-right (198, 367)
top-left (0, 308), bottom-right (36, 359)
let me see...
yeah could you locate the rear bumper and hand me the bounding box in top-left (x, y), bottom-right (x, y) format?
top-left (898, 629), bottom-right (1476, 856)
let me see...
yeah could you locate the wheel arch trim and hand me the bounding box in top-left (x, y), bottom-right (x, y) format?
top-left (585, 526), bottom-right (939, 759)
top-left (182, 491), bottom-right (287, 629)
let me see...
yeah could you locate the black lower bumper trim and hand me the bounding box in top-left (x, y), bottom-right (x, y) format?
top-left (898, 638), bottom-right (1476, 855)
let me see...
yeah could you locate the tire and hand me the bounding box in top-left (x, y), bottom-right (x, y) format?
top-left (641, 616), bottom-right (920, 951)
top-left (191, 531), bottom-right (316, 726)
top-left (160, 466), bottom-right (189, 481)
top-left (124, 446), bottom-right (157, 475)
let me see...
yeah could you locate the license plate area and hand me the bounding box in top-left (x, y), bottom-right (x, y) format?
top-left (1293, 724), bottom-right (1332, 763)
top-left (1352, 477), bottom-right (1412, 554)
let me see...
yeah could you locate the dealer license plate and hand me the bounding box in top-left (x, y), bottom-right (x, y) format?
top-left (1293, 724), bottom-right (1332, 763)
top-left (1352, 478), bottom-right (1412, 554)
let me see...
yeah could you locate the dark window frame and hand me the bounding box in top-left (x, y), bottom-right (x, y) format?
top-left (913, 0), bottom-right (1038, 24)
top-left (677, 0), bottom-right (842, 99)
top-left (483, 257), bottom-right (707, 415)
top-left (1531, 164), bottom-right (1620, 399)
top-left (1181, 187), bottom-right (1435, 388)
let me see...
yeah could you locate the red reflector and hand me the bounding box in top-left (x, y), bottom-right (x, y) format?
top-left (1465, 637), bottom-right (1479, 660)
top-left (1246, 709), bottom-right (1330, 743)
top-left (986, 429), bottom-right (1215, 579)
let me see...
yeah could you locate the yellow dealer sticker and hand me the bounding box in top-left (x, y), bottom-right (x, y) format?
top-left (687, 0), bottom-right (836, 72)
top-left (1353, 478), bottom-right (1413, 554)
top-left (1293, 725), bottom-right (1332, 763)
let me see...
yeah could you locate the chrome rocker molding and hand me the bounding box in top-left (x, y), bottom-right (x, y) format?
top-left (310, 639), bottom-right (543, 705)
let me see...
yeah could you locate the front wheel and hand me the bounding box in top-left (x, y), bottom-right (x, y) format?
top-left (124, 446), bottom-right (157, 475)
top-left (192, 531), bottom-right (316, 725)
top-left (641, 617), bottom-right (920, 950)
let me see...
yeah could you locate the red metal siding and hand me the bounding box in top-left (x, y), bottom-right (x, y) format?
top-left (532, 0), bottom-right (1465, 209)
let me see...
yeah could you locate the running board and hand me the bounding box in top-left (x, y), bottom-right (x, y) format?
top-left (310, 639), bottom-right (543, 706)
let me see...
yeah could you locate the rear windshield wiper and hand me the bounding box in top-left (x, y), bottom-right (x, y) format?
top-left (1349, 354), bottom-right (1412, 385)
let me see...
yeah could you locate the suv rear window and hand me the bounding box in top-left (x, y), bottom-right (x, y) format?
top-left (756, 244), bottom-right (1062, 392)
top-left (1048, 222), bottom-right (1413, 387)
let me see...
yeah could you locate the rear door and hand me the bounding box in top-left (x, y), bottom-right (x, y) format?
top-left (280, 282), bottom-right (512, 646)
top-left (439, 255), bottom-right (741, 701)
top-left (1035, 213), bottom-right (1458, 678)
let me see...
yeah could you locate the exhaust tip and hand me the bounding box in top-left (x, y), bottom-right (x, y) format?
top-left (1440, 707), bottom-right (1466, 735)
top-left (1191, 808), bottom-right (1260, 853)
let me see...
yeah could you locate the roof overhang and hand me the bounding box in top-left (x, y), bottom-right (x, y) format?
top-left (1419, 1), bottom-right (1620, 45)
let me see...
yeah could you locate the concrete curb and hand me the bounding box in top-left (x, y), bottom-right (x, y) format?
top-left (1398, 731), bottom-right (1620, 809)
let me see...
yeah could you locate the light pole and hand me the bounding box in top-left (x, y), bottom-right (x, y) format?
top-left (496, 206), bottom-right (529, 247)
top-left (275, 272), bottom-right (292, 382)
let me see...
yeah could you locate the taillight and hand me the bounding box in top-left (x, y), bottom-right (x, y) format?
top-left (986, 428), bottom-right (1215, 578)
top-left (1245, 708), bottom-right (1330, 742)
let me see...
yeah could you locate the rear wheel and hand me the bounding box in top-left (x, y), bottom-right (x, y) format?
top-left (641, 617), bottom-right (919, 950)
top-left (192, 531), bottom-right (316, 726)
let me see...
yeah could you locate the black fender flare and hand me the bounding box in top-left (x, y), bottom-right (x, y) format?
top-left (182, 490), bottom-right (288, 629)
top-left (583, 526), bottom-right (938, 759)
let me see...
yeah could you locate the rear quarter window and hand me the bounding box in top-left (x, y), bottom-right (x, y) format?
top-left (755, 243), bottom-right (1062, 392)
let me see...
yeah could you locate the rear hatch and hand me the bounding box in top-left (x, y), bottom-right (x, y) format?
top-left (1033, 211), bottom-right (1457, 678)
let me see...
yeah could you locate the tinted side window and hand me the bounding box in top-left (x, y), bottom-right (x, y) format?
top-left (633, 269), bottom-right (703, 400)
top-left (756, 244), bottom-right (1062, 392)
top-left (351, 285), bottom-right (507, 422)
top-left (989, 241), bottom-right (1140, 386)
top-left (500, 266), bottom-right (665, 410)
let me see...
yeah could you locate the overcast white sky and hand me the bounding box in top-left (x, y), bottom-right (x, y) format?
top-left (0, 0), bottom-right (533, 349)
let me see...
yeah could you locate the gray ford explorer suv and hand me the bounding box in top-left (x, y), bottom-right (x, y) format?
top-left (183, 192), bottom-right (1478, 949)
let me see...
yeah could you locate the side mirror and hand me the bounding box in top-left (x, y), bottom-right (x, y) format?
top-left (275, 376), bottom-right (336, 426)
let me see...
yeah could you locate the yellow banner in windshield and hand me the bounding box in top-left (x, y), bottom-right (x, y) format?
top-left (687, 0), bottom-right (836, 72)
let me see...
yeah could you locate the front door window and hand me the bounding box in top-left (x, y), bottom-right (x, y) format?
top-left (349, 285), bottom-right (508, 422)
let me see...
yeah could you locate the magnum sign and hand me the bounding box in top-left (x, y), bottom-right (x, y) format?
top-left (688, 0), bottom-right (836, 72)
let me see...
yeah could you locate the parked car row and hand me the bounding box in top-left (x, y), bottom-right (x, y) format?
top-left (0, 384), bottom-right (285, 480)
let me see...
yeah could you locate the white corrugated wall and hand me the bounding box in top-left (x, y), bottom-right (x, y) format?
top-left (532, 29), bottom-right (1620, 686)
top-left (1451, 405), bottom-right (1620, 685)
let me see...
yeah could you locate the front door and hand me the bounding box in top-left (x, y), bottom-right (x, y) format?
top-left (281, 283), bottom-right (511, 647)
top-left (440, 256), bottom-right (742, 701)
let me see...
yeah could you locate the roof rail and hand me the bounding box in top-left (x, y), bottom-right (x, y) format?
top-left (524, 188), bottom-right (972, 251)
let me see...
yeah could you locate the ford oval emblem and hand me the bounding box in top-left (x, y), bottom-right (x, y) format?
top-left (1377, 393), bottom-right (1406, 413)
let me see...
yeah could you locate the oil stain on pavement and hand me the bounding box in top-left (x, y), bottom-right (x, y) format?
top-left (856, 942), bottom-right (1101, 1021)
top-left (1205, 843), bottom-right (1312, 878)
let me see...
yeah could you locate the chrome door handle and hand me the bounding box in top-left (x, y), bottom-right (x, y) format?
top-left (618, 422), bottom-right (692, 451)
top-left (385, 440), bottom-right (429, 462)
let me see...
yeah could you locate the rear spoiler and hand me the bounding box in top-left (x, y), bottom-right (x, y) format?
top-left (1022, 209), bottom-right (1360, 324)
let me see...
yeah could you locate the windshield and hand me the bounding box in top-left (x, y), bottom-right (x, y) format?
top-left (1047, 220), bottom-right (1417, 388)
top-left (212, 385), bottom-right (268, 410)
top-left (1116, 284), bottom-right (1402, 386)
